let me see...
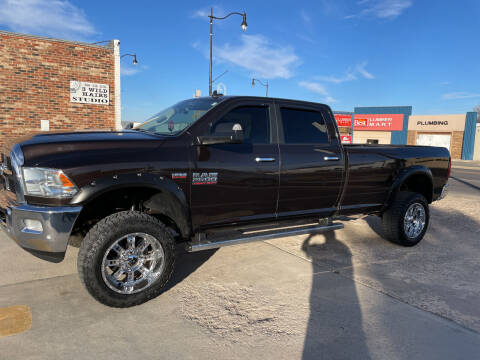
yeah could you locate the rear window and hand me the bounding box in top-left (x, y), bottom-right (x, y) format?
top-left (280, 108), bottom-right (329, 144)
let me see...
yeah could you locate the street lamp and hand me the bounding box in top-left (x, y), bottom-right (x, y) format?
top-left (121, 53), bottom-right (138, 65)
top-left (208, 8), bottom-right (247, 96)
top-left (252, 78), bottom-right (269, 97)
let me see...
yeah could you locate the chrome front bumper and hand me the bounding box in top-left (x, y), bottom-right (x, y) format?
top-left (0, 204), bottom-right (82, 263)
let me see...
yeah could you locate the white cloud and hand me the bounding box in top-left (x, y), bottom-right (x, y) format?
top-left (317, 72), bottom-right (357, 84)
top-left (121, 64), bottom-right (148, 77)
top-left (215, 34), bottom-right (299, 79)
top-left (0, 0), bottom-right (96, 40)
top-left (296, 33), bottom-right (317, 44)
top-left (299, 81), bottom-right (337, 103)
top-left (355, 61), bottom-right (375, 79)
top-left (298, 9), bottom-right (315, 41)
top-left (192, 9), bottom-right (209, 18)
top-left (191, 40), bottom-right (210, 59)
top-left (345, 0), bottom-right (412, 20)
top-left (324, 96), bottom-right (337, 103)
top-left (191, 6), bottom-right (226, 20)
top-left (316, 62), bottom-right (374, 83)
top-left (443, 92), bottom-right (480, 100)
top-left (121, 67), bottom-right (139, 76)
top-left (299, 81), bottom-right (328, 95)
top-left (300, 9), bottom-right (312, 25)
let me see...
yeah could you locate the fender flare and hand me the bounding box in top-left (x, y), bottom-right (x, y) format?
top-left (384, 165), bottom-right (433, 208)
top-left (71, 172), bottom-right (191, 238)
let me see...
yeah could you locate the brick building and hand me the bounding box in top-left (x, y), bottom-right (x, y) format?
top-left (406, 114), bottom-right (477, 160)
top-left (334, 107), bottom-right (477, 160)
top-left (0, 31), bottom-right (121, 150)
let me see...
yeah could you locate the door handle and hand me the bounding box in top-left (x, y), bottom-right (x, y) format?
top-left (255, 157), bottom-right (276, 162)
top-left (323, 156), bottom-right (340, 161)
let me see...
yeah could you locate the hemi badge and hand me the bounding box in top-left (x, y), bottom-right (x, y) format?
top-left (172, 172), bottom-right (187, 179)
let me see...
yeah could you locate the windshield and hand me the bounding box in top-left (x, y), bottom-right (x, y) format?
top-left (135, 98), bottom-right (224, 135)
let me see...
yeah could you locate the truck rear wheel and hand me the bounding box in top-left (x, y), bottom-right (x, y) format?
top-left (77, 211), bottom-right (175, 307)
top-left (382, 191), bottom-right (429, 246)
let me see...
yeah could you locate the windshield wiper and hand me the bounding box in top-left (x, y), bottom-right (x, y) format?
top-left (131, 128), bottom-right (154, 134)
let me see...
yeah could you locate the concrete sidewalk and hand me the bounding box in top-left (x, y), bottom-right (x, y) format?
top-left (1, 240), bottom-right (480, 360)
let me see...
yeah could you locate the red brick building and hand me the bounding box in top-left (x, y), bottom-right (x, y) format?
top-left (0, 31), bottom-right (121, 150)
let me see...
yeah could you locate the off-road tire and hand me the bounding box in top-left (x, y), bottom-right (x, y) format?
top-left (382, 191), bottom-right (429, 247)
top-left (77, 211), bottom-right (175, 307)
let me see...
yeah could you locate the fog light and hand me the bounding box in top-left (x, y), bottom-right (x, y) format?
top-left (23, 219), bottom-right (43, 233)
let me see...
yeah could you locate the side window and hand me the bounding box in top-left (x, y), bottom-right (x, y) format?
top-left (280, 108), bottom-right (329, 144)
top-left (210, 106), bottom-right (270, 144)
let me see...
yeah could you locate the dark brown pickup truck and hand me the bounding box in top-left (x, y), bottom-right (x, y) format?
top-left (1, 95), bottom-right (450, 307)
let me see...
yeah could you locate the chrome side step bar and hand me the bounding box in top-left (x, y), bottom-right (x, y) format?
top-left (187, 222), bottom-right (344, 252)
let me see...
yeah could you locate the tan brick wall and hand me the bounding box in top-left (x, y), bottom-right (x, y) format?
top-left (407, 130), bottom-right (417, 145)
top-left (450, 131), bottom-right (464, 159)
top-left (0, 32), bottom-right (115, 150)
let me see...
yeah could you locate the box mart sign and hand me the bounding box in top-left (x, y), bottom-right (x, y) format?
top-left (354, 114), bottom-right (404, 131)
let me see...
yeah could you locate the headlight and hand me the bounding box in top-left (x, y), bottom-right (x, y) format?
top-left (22, 167), bottom-right (78, 198)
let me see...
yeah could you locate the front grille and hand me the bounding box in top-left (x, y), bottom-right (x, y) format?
top-left (0, 206), bottom-right (6, 227)
top-left (0, 153), bottom-right (10, 171)
top-left (1, 152), bottom-right (19, 204)
top-left (1, 153), bottom-right (15, 194)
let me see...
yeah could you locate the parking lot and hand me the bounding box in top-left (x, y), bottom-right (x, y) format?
top-left (1, 162), bottom-right (480, 359)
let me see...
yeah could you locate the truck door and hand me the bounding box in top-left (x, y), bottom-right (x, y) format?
top-left (189, 99), bottom-right (279, 229)
top-left (276, 102), bottom-right (344, 218)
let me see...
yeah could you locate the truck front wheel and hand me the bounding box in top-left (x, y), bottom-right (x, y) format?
top-left (382, 191), bottom-right (429, 246)
top-left (77, 211), bottom-right (175, 307)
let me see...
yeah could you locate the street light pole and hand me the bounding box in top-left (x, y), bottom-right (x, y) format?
top-left (120, 53), bottom-right (138, 65)
top-left (208, 8), bottom-right (247, 96)
top-left (209, 8), bottom-right (213, 97)
top-left (252, 78), bottom-right (269, 97)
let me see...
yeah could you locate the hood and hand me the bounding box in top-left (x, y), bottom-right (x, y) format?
top-left (15, 130), bottom-right (165, 167)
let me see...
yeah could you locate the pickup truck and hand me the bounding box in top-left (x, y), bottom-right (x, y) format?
top-left (0, 95), bottom-right (450, 307)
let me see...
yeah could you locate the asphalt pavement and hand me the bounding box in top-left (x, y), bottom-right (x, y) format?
top-left (450, 162), bottom-right (480, 195)
top-left (1, 163), bottom-right (480, 359)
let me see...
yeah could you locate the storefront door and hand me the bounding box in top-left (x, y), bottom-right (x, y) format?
top-left (416, 133), bottom-right (451, 150)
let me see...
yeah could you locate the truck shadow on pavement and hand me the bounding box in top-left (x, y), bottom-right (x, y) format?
top-left (301, 231), bottom-right (371, 360)
top-left (364, 215), bottom-right (386, 240)
top-left (450, 176), bottom-right (480, 192)
top-left (162, 247), bottom-right (217, 293)
top-left (300, 202), bottom-right (480, 359)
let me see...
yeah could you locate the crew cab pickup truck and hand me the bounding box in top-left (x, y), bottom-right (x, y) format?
top-left (0, 95), bottom-right (450, 307)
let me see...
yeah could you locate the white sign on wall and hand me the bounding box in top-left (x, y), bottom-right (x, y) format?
top-left (70, 81), bottom-right (109, 105)
top-left (40, 120), bottom-right (50, 131)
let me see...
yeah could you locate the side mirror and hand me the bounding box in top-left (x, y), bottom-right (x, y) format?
top-left (231, 123), bottom-right (244, 142)
top-left (124, 122), bottom-right (134, 130)
top-left (197, 123), bottom-right (244, 145)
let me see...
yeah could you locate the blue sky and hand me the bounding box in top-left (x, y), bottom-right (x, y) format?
top-left (0, 0), bottom-right (479, 122)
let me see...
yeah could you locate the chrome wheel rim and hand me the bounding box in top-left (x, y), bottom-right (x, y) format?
top-left (101, 233), bottom-right (165, 295)
top-left (403, 203), bottom-right (426, 239)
